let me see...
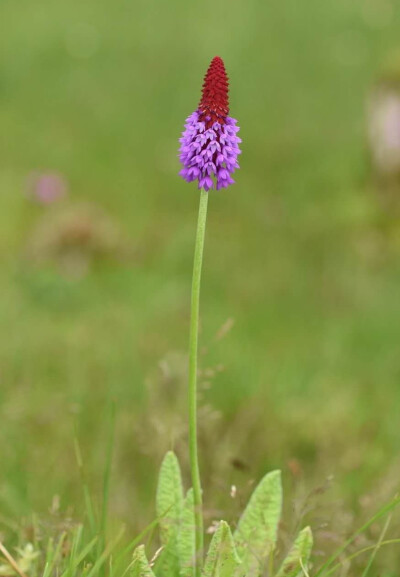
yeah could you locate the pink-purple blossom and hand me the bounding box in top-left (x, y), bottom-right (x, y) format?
top-left (179, 57), bottom-right (241, 191)
top-left (27, 172), bottom-right (68, 204)
top-left (179, 112), bottom-right (241, 191)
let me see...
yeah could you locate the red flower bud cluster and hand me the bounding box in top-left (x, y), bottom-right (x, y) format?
top-left (198, 56), bottom-right (230, 127)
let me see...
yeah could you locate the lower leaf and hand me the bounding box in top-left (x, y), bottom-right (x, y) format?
top-left (276, 526), bottom-right (313, 577)
top-left (202, 521), bottom-right (241, 577)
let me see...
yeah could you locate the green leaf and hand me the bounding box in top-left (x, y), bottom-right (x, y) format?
top-left (202, 521), bottom-right (241, 577)
top-left (155, 451), bottom-right (184, 577)
top-left (178, 489), bottom-right (196, 577)
top-left (131, 546), bottom-right (156, 577)
top-left (156, 451), bottom-right (184, 543)
top-left (234, 470), bottom-right (282, 576)
top-left (276, 527), bottom-right (313, 577)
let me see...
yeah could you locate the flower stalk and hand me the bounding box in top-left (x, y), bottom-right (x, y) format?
top-left (188, 187), bottom-right (209, 575)
top-left (180, 56), bottom-right (241, 576)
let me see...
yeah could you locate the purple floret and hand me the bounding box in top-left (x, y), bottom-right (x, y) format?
top-left (179, 111), bottom-right (241, 191)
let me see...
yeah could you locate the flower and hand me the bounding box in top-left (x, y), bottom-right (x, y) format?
top-left (179, 56), bottom-right (241, 191)
top-left (27, 171), bottom-right (68, 204)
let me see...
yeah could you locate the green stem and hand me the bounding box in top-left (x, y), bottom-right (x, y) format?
top-left (188, 187), bottom-right (208, 575)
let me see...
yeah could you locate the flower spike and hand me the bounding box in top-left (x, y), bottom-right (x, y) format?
top-left (199, 56), bottom-right (230, 126)
top-left (179, 56), bottom-right (241, 191)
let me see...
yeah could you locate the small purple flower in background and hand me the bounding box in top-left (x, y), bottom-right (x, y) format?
top-left (27, 172), bottom-right (68, 204)
top-left (179, 56), bottom-right (242, 191)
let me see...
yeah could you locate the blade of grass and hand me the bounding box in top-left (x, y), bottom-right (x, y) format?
top-left (74, 427), bottom-right (97, 539)
top-left (112, 506), bottom-right (173, 577)
top-left (86, 527), bottom-right (125, 577)
top-left (315, 495), bottom-right (400, 576)
top-left (42, 532), bottom-right (68, 577)
top-left (60, 525), bottom-right (88, 577)
top-left (98, 403), bottom-right (116, 563)
top-left (70, 525), bottom-right (84, 567)
top-left (44, 537), bottom-right (55, 569)
top-left (30, 513), bottom-right (41, 577)
top-left (119, 557), bottom-right (137, 577)
top-left (113, 523), bottom-right (159, 576)
top-left (116, 505), bottom-right (173, 562)
top-left (361, 508), bottom-right (392, 577)
top-left (323, 539), bottom-right (400, 577)
top-left (59, 535), bottom-right (99, 577)
top-left (73, 536), bottom-right (99, 569)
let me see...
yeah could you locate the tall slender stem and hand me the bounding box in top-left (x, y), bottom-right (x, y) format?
top-left (188, 187), bottom-right (208, 575)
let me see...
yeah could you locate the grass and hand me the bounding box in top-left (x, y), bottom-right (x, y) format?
top-left (0, 457), bottom-right (399, 576)
top-left (1, 0), bottom-right (400, 573)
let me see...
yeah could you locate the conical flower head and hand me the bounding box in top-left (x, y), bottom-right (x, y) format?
top-left (179, 56), bottom-right (241, 191)
top-left (199, 56), bottom-right (230, 126)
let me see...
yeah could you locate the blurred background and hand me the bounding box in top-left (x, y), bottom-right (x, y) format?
top-left (1, 0), bottom-right (400, 568)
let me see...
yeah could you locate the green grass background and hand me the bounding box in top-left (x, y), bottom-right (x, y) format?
top-left (1, 0), bottom-right (400, 564)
